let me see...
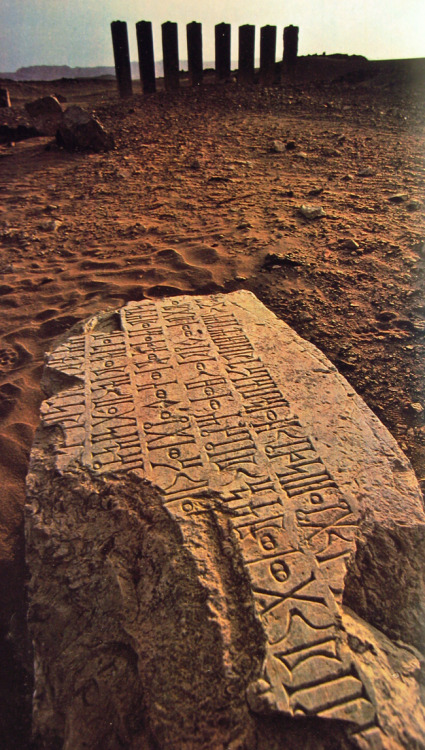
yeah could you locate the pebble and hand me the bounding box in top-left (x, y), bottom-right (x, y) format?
top-left (407, 199), bottom-right (421, 211)
top-left (388, 193), bottom-right (408, 203)
top-left (299, 205), bottom-right (326, 219)
top-left (357, 167), bottom-right (374, 177)
top-left (340, 238), bottom-right (360, 250)
top-left (409, 402), bottom-right (424, 414)
top-left (270, 140), bottom-right (286, 153)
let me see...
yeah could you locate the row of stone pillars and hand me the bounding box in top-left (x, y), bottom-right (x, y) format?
top-left (111, 20), bottom-right (299, 98)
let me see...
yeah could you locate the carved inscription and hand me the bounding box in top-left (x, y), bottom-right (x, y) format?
top-left (42, 294), bottom-right (377, 742)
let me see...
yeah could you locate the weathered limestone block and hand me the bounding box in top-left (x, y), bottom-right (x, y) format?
top-left (26, 291), bottom-right (425, 750)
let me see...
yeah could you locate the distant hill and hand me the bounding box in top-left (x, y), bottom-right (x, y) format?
top-left (0, 62), bottom-right (193, 81)
top-left (0, 60), bottom-right (250, 81)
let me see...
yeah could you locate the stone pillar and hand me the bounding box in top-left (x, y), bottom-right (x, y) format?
top-left (215, 22), bottom-right (231, 81)
top-left (238, 25), bottom-right (255, 84)
top-left (111, 20), bottom-right (133, 98)
top-left (186, 22), bottom-right (203, 86)
top-left (283, 24), bottom-right (299, 72)
top-left (0, 88), bottom-right (11, 108)
top-left (260, 25), bottom-right (276, 85)
top-left (161, 21), bottom-right (180, 90)
top-left (136, 21), bottom-right (156, 94)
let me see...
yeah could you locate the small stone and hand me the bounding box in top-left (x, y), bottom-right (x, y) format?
top-left (388, 194), bottom-right (408, 203)
top-left (407, 199), bottom-right (421, 212)
top-left (321, 147), bottom-right (341, 157)
top-left (299, 204), bottom-right (326, 219)
top-left (340, 239), bottom-right (360, 250)
top-left (270, 140), bottom-right (286, 153)
top-left (294, 151), bottom-right (308, 159)
top-left (409, 402), bottom-right (424, 414)
top-left (308, 187), bottom-right (324, 196)
top-left (357, 167), bottom-right (374, 177)
top-left (286, 140), bottom-right (296, 150)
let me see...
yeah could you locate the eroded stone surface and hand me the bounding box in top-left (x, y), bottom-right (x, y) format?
top-left (26, 291), bottom-right (425, 750)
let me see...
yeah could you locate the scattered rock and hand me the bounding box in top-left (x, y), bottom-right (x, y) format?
top-left (357, 167), bottom-right (374, 176)
top-left (270, 139), bottom-right (286, 153)
top-left (262, 252), bottom-right (302, 270)
top-left (388, 193), bottom-right (408, 203)
top-left (25, 96), bottom-right (63, 118)
top-left (409, 402), bottom-right (424, 414)
top-left (56, 106), bottom-right (114, 152)
top-left (25, 95), bottom-right (64, 135)
top-left (407, 199), bottom-right (421, 211)
top-left (307, 186), bottom-right (324, 196)
top-left (340, 238), bottom-right (360, 250)
top-left (0, 88), bottom-right (11, 108)
top-left (294, 151), bottom-right (308, 159)
top-left (321, 147), bottom-right (341, 157)
top-left (285, 140), bottom-right (296, 150)
top-left (299, 204), bottom-right (326, 219)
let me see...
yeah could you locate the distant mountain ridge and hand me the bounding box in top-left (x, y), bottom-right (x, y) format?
top-left (1, 55), bottom-right (374, 81)
top-left (0, 61), bottom-right (221, 81)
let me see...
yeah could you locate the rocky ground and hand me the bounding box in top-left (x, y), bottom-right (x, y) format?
top-left (0, 58), bottom-right (424, 747)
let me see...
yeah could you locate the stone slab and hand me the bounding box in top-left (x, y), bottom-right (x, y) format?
top-left (26, 291), bottom-right (425, 750)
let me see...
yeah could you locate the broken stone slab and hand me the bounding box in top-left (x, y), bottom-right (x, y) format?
top-left (56, 105), bottom-right (114, 152)
top-left (26, 290), bottom-right (425, 750)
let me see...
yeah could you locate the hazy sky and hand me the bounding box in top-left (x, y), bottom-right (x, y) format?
top-left (1, 0), bottom-right (424, 72)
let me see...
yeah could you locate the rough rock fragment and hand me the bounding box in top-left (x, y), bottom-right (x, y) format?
top-left (56, 105), bottom-right (114, 152)
top-left (299, 204), bottom-right (326, 219)
top-left (26, 291), bottom-right (425, 750)
top-left (25, 95), bottom-right (64, 135)
top-left (25, 95), bottom-right (63, 118)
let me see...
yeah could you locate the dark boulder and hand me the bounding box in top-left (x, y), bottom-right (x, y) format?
top-left (56, 106), bottom-right (114, 152)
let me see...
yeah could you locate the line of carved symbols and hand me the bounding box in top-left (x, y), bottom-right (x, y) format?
top-left (192, 294), bottom-right (376, 735)
top-left (41, 334), bottom-right (87, 467)
top-left (43, 296), bottom-right (378, 741)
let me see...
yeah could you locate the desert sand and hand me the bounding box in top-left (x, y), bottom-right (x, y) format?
top-left (0, 58), bottom-right (424, 746)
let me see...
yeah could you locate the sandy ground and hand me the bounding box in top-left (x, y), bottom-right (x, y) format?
top-left (0, 60), bottom-right (424, 746)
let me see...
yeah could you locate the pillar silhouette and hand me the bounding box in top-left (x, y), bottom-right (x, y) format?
top-left (260, 25), bottom-right (276, 85)
top-left (111, 21), bottom-right (133, 98)
top-left (283, 25), bottom-right (299, 72)
top-left (238, 25), bottom-right (255, 84)
top-left (215, 23), bottom-right (231, 80)
top-left (136, 21), bottom-right (156, 93)
top-left (162, 21), bottom-right (180, 90)
top-left (187, 22), bottom-right (203, 86)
